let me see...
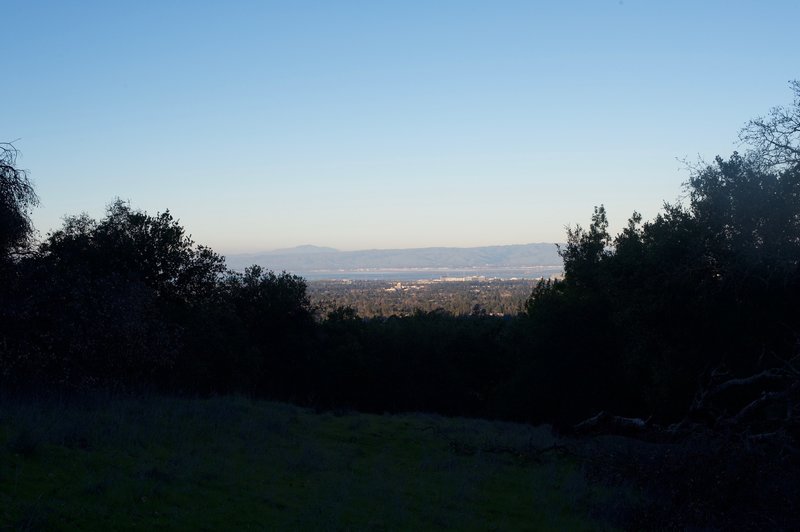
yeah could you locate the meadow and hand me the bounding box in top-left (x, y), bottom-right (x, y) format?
top-left (0, 394), bottom-right (635, 531)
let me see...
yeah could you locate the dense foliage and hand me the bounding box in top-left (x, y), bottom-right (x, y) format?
top-left (521, 154), bottom-right (800, 424)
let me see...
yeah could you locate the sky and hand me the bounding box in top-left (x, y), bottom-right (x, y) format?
top-left (2, 1), bottom-right (799, 254)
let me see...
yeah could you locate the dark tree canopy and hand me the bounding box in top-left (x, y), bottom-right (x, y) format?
top-left (0, 143), bottom-right (38, 259)
top-left (40, 199), bottom-right (227, 304)
top-left (558, 204), bottom-right (612, 290)
top-left (689, 152), bottom-right (800, 271)
top-left (524, 148), bottom-right (800, 426)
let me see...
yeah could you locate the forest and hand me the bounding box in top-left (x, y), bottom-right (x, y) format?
top-left (2, 83), bottom-right (800, 528)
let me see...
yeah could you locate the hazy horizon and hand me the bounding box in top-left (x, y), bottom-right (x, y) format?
top-left (223, 242), bottom-right (563, 281)
top-left (229, 241), bottom-right (562, 255)
top-left (3, 1), bottom-right (799, 255)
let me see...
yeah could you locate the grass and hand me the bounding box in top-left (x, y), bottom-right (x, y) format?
top-left (0, 394), bottom-right (635, 530)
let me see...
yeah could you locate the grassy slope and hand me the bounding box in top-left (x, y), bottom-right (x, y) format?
top-left (0, 395), bottom-right (633, 531)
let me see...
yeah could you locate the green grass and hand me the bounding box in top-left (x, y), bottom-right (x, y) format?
top-left (0, 395), bottom-right (634, 530)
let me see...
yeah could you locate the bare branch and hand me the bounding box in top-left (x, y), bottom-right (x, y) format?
top-left (739, 80), bottom-right (800, 168)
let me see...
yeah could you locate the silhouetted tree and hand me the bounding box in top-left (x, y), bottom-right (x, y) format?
top-left (559, 204), bottom-right (612, 290)
top-left (40, 199), bottom-right (226, 304)
top-left (222, 265), bottom-right (315, 397)
top-left (527, 148), bottom-right (800, 429)
top-left (0, 143), bottom-right (39, 388)
top-left (2, 200), bottom-right (230, 389)
top-left (0, 143), bottom-right (38, 261)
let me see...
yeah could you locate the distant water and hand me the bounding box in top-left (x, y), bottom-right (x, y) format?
top-left (300, 267), bottom-right (563, 281)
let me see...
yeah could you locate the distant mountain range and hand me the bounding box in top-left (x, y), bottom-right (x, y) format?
top-left (225, 243), bottom-right (563, 280)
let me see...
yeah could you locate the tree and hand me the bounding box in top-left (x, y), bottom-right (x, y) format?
top-left (739, 80), bottom-right (800, 168)
top-left (533, 149), bottom-right (800, 430)
top-left (558, 204), bottom-right (612, 289)
top-left (1, 143), bottom-right (39, 386)
top-left (226, 265), bottom-right (312, 327)
top-left (6, 200), bottom-right (230, 389)
top-left (0, 143), bottom-right (38, 260)
top-left (688, 152), bottom-right (800, 276)
top-left (221, 265), bottom-right (315, 395)
top-left (41, 199), bottom-right (226, 304)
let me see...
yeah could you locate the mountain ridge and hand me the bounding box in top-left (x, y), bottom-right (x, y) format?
top-left (225, 243), bottom-right (563, 277)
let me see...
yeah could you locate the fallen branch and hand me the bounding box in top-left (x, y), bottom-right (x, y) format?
top-left (573, 411), bottom-right (651, 436)
top-left (708, 368), bottom-right (790, 396)
top-left (731, 391), bottom-right (786, 425)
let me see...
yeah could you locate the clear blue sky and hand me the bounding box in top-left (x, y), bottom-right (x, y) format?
top-left (3, 1), bottom-right (798, 253)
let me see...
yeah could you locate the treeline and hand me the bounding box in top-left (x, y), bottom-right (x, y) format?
top-left (2, 84), bottom-right (800, 441)
top-left (0, 194), bottom-right (518, 417)
top-left (524, 152), bottom-right (800, 428)
top-left (0, 193), bottom-right (511, 412)
top-left (2, 153), bottom-right (797, 433)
